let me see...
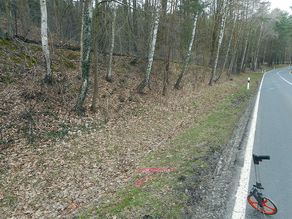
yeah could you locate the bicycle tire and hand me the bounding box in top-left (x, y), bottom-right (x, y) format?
top-left (247, 194), bottom-right (277, 215)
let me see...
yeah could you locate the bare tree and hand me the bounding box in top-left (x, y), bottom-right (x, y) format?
top-left (209, 0), bottom-right (227, 85)
top-left (40, 0), bottom-right (52, 83)
top-left (253, 21), bottom-right (263, 70)
top-left (174, 13), bottom-right (199, 89)
top-left (136, 0), bottom-right (161, 93)
top-left (91, 0), bottom-right (100, 112)
top-left (5, 0), bottom-right (14, 38)
top-left (106, 2), bottom-right (117, 82)
top-left (75, 0), bottom-right (93, 114)
top-left (215, 13), bottom-right (238, 82)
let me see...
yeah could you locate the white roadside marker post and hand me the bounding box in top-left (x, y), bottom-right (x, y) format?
top-left (247, 77), bottom-right (250, 90)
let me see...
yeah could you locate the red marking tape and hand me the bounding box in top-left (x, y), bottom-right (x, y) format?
top-left (138, 167), bottom-right (176, 174)
top-left (134, 167), bottom-right (176, 187)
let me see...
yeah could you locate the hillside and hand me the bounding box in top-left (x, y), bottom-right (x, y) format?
top-left (0, 38), bottom-right (263, 218)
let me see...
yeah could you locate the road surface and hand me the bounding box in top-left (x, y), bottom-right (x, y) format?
top-left (245, 67), bottom-right (292, 219)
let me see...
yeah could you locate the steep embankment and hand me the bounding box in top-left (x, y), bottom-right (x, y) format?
top-left (0, 38), bottom-right (261, 218)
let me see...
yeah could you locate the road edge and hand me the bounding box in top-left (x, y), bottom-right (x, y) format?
top-left (230, 72), bottom-right (266, 219)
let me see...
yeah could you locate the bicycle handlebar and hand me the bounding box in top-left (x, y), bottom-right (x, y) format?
top-left (253, 154), bottom-right (270, 164)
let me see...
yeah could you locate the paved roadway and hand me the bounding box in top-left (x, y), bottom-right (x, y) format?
top-left (245, 66), bottom-right (292, 219)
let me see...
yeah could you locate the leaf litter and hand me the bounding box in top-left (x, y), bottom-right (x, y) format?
top-left (0, 39), bottom-right (254, 218)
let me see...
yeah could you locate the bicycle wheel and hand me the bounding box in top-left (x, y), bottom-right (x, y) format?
top-left (247, 194), bottom-right (277, 215)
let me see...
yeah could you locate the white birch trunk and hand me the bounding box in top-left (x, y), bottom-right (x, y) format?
top-left (254, 21), bottom-right (263, 70)
top-left (175, 13), bottom-right (198, 89)
top-left (239, 0), bottom-right (250, 72)
top-left (240, 29), bottom-right (250, 72)
top-left (106, 3), bottom-right (117, 82)
top-left (91, 0), bottom-right (100, 112)
top-left (216, 13), bottom-right (238, 78)
top-left (137, 1), bottom-right (161, 93)
top-left (209, 0), bottom-right (227, 85)
top-left (40, 0), bottom-right (52, 83)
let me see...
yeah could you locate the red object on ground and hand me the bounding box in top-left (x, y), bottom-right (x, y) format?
top-left (138, 167), bottom-right (176, 174)
top-left (134, 167), bottom-right (176, 187)
top-left (134, 176), bottom-right (151, 187)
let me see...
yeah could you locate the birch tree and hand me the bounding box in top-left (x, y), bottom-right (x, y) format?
top-left (215, 13), bottom-right (237, 82)
top-left (5, 0), bottom-right (11, 37)
top-left (137, 0), bottom-right (161, 93)
top-left (75, 0), bottom-right (93, 114)
top-left (174, 13), bottom-right (199, 89)
top-left (240, 25), bottom-right (250, 72)
top-left (239, 0), bottom-right (251, 72)
top-left (253, 21), bottom-right (263, 70)
top-left (91, 0), bottom-right (99, 112)
top-left (40, 0), bottom-right (52, 83)
top-left (209, 0), bottom-right (227, 85)
top-left (106, 2), bottom-right (117, 82)
top-left (228, 22), bottom-right (241, 75)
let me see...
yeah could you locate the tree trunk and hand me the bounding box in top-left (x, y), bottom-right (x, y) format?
top-left (6, 0), bottom-right (14, 37)
top-left (40, 0), bottom-right (52, 83)
top-left (132, 0), bottom-right (138, 53)
top-left (209, 0), bottom-right (227, 86)
top-left (91, 0), bottom-right (99, 112)
top-left (253, 21), bottom-right (263, 71)
top-left (19, 0), bottom-right (31, 37)
top-left (75, 0), bottom-right (93, 114)
top-left (228, 20), bottom-right (242, 76)
top-left (12, 0), bottom-right (17, 36)
top-left (215, 13), bottom-right (237, 82)
top-left (174, 13), bottom-right (198, 89)
top-left (209, 0), bottom-right (222, 67)
top-left (240, 29), bottom-right (250, 72)
top-left (137, 1), bottom-right (160, 93)
top-left (106, 3), bottom-right (117, 82)
top-left (162, 46), bottom-right (171, 96)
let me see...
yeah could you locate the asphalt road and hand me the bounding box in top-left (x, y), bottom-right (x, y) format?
top-left (245, 67), bottom-right (292, 219)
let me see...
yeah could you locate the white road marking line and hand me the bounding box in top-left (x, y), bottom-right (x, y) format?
top-left (277, 72), bottom-right (292, 86)
top-left (231, 73), bottom-right (266, 219)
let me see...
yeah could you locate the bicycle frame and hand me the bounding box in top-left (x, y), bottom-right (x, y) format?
top-left (249, 186), bottom-right (264, 208)
top-left (247, 154), bottom-right (277, 215)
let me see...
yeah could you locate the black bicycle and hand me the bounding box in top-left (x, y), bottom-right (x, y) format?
top-left (247, 154), bottom-right (277, 215)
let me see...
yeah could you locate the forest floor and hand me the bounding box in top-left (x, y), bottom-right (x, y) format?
top-left (0, 38), bottom-right (262, 218)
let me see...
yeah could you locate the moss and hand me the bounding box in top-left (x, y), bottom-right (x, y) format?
top-left (9, 51), bottom-right (37, 68)
top-left (63, 59), bottom-right (76, 69)
top-left (0, 38), bottom-right (17, 50)
top-left (10, 55), bottom-right (22, 64)
top-left (109, 188), bottom-right (142, 214)
top-left (0, 194), bottom-right (18, 209)
top-left (0, 74), bottom-right (15, 84)
top-left (66, 51), bottom-right (79, 60)
top-left (31, 44), bottom-right (42, 52)
top-left (0, 38), bottom-right (11, 46)
top-left (45, 124), bottom-right (69, 140)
